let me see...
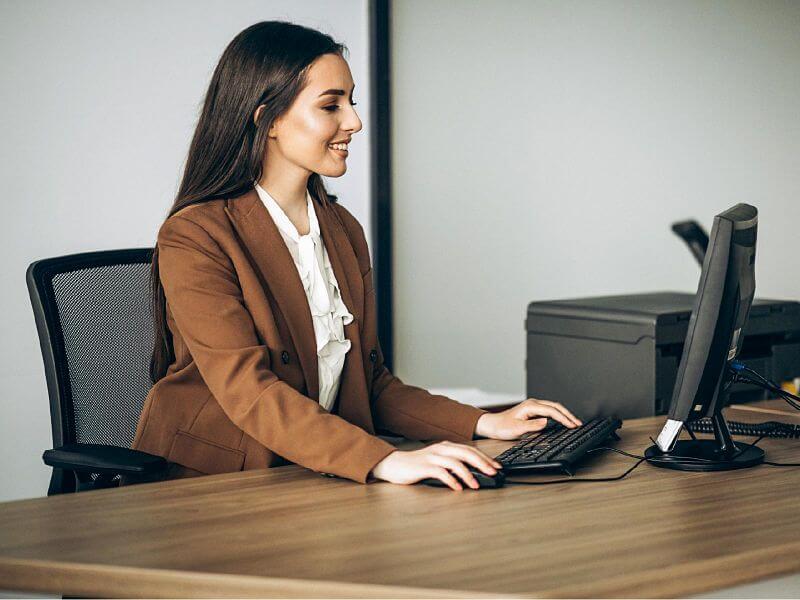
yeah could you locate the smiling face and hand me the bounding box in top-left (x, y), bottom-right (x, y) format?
top-left (264, 53), bottom-right (362, 179)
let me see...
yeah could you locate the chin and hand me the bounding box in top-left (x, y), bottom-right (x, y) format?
top-left (318, 165), bottom-right (348, 178)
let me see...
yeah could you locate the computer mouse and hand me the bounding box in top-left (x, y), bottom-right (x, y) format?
top-left (420, 467), bottom-right (506, 489)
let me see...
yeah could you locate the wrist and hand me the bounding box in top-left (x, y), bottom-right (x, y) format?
top-left (369, 449), bottom-right (398, 481)
top-left (474, 412), bottom-right (494, 438)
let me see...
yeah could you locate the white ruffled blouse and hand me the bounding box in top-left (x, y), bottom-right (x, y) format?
top-left (255, 183), bottom-right (353, 412)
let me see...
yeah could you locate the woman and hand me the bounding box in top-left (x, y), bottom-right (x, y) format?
top-left (133, 20), bottom-right (581, 491)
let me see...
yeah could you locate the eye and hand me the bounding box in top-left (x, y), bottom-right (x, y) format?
top-left (323, 102), bottom-right (358, 112)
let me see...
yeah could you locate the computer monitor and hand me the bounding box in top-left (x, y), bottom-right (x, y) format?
top-left (646, 203), bottom-right (764, 471)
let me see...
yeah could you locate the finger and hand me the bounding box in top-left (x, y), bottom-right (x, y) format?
top-left (502, 417), bottom-right (546, 439)
top-left (432, 456), bottom-right (480, 490)
top-left (434, 443), bottom-right (501, 473)
top-left (431, 466), bottom-right (462, 491)
top-left (525, 417), bottom-right (548, 433)
top-left (436, 442), bottom-right (501, 471)
top-left (535, 400), bottom-right (582, 425)
top-left (522, 403), bottom-right (576, 428)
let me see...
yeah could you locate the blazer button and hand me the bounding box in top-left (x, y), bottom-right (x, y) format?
top-left (281, 351), bottom-right (290, 364)
top-left (369, 349), bottom-right (378, 364)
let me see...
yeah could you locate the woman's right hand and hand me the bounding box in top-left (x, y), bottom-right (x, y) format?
top-left (370, 442), bottom-right (503, 491)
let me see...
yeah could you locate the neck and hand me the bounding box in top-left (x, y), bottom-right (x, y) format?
top-left (258, 163), bottom-right (310, 216)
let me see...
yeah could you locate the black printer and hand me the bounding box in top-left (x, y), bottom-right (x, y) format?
top-left (525, 292), bottom-right (800, 420)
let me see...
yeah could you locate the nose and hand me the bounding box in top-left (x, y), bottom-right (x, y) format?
top-left (343, 104), bottom-right (363, 136)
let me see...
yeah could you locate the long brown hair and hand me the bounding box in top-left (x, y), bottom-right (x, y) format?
top-left (150, 21), bottom-right (346, 383)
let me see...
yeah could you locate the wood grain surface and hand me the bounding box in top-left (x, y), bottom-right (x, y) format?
top-left (1, 402), bottom-right (799, 598)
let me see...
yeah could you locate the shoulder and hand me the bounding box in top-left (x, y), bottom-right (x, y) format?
top-left (159, 198), bottom-right (230, 237)
top-left (168, 199), bottom-right (228, 228)
top-left (157, 200), bottom-right (232, 262)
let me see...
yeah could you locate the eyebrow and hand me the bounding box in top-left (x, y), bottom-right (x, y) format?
top-left (318, 84), bottom-right (356, 98)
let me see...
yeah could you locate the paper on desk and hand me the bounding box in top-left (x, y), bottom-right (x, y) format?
top-left (427, 387), bottom-right (521, 409)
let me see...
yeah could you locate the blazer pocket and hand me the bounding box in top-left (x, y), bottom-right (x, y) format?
top-left (167, 429), bottom-right (246, 475)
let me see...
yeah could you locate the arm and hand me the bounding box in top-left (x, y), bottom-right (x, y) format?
top-left (370, 339), bottom-right (487, 442)
top-left (330, 204), bottom-right (487, 441)
top-left (157, 214), bottom-right (396, 483)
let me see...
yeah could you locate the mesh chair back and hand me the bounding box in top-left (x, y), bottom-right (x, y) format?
top-left (27, 249), bottom-right (155, 449)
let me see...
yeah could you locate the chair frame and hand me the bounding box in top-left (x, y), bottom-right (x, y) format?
top-left (26, 248), bottom-right (167, 494)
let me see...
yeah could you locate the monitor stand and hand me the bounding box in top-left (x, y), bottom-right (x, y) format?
top-left (645, 412), bottom-right (764, 471)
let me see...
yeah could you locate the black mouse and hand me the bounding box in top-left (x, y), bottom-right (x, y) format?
top-left (420, 467), bottom-right (506, 489)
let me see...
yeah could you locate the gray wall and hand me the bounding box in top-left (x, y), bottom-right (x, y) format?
top-left (0, 0), bottom-right (372, 502)
top-left (391, 0), bottom-right (800, 394)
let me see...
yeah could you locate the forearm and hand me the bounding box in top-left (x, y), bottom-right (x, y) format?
top-left (371, 367), bottom-right (487, 442)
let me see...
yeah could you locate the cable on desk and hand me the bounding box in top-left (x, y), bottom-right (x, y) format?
top-left (504, 457), bottom-right (647, 486)
top-left (504, 446), bottom-right (713, 486)
top-left (744, 434), bottom-right (800, 467)
top-left (503, 365), bottom-right (800, 485)
top-left (504, 444), bottom-right (727, 486)
top-left (503, 434), bottom-right (799, 486)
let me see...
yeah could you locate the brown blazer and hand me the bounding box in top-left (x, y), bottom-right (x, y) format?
top-left (132, 188), bottom-right (487, 483)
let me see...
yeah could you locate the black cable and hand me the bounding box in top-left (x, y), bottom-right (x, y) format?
top-left (735, 374), bottom-right (800, 411)
top-left (739, 365), bottom-right (800, 404)
top-left (731, 366), bottom-right (800, 411)
top-left (505, 444), bottom-right (719, 486)
top-left (597, 445), bottom-right (734, 465)
top-left (640, 437), bottom-right (800, 468)
top-left (743, 434), bottom-right (800, 466)
top-left (739, 435), bottom-right (766, 456)
top-left (504, 432), bottom-right (792, 486)
top-left (505, 457), bottom-right (646, 485)
top-left (504, 371), bottom-right (800, 485)
top-left (650, 435), bottom-right (800, 467)
top-left (743, 445), bottom-right (800, 467)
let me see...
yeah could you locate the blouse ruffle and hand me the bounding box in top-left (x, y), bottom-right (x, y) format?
top-left (255, 184), bottom-right (353, 412)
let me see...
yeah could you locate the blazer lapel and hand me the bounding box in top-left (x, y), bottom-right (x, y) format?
top-left (316, 201), bottom-right (364, 326)
top-left (224, 189), bottom-right (319, 401)
top-left (316, 201), bottom-right (375, 433)
top-left (223, 189), bottom-right (373, 434)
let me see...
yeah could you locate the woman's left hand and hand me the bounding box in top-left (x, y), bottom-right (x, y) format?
top-left (474, 398), bottom-right (582, 440)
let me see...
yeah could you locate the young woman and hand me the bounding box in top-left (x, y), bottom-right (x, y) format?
top-left (132, 21), bottom-right (581, 491)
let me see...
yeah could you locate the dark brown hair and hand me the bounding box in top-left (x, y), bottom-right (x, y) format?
top-left (150, 21), bottom-right (347, 383)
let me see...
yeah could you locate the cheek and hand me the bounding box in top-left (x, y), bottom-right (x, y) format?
top-left (294, 111), bottom-right (338, 150)
top-left (277, 109), bottom-right (343, 173)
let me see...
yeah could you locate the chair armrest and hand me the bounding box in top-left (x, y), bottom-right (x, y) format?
top-left (43, 443), bottom-right (168, 476)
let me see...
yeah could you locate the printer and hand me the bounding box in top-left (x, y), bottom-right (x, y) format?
top-left (525, 292), bottom-right (800, 420)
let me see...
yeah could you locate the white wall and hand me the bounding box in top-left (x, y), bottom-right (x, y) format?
top-left (391, 0), bottom-right (800, 394)
top-left (0, 0), bottom-right (372, 502)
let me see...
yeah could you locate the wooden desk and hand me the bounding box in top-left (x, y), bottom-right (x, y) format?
top-left (2, 404), bottom-right (800, 598)
top-left (732, 397), bottom-right (800, 419)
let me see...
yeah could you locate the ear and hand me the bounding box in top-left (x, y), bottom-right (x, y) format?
top-left (254, 105), bottom-right (280, 139)
top-left (253, 104), bottom-right (265, 126)
top-left (267, 119), bottom-right (279, 138)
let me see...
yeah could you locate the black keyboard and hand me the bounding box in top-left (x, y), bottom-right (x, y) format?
top-left (687, 418), bottom-right (800, 439)
top-left (495, 417), bottom-right (623, 475)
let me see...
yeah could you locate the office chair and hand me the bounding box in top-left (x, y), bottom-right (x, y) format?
top-left (26, 248), bottom-right (168, 495)
top-left (671, 219), bottom-right (709, 266)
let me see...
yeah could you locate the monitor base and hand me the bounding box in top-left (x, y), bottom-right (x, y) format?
top-left (644, 440), bottom-right (764, 471)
